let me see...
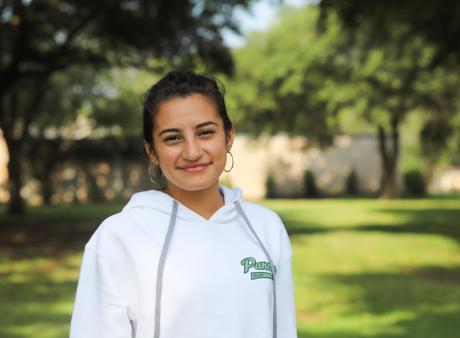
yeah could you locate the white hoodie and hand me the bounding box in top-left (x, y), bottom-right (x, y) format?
top-left (69, 185), bottom-right (297, 338)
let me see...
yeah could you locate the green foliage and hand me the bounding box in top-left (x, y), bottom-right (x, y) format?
top-left (1, 1), bottom-right (251, 83)
top-left (2, 0), bottom-right (261, 137)
top-left (420, 115), bottom-right (453, 156)
top-left (446, 112), bottom-right (460, 165)
top-left (1, 0), bottom-right (261, 138)
top-left (318, 1), bottom-right (460, 176)
top-left (265, 173), bottom-right (277, 199)
top-left (345, 27), bottom-right (439, 126)
top-left (90, 67), bottom-right (161, 135)
top-left (225, 5), bottom-right (347, 146)
top-left (345, 168), bottom-right (359, 196)
top-left (225, 2), bottom-right (460, 200)
top-left (34, 66), bottom-right (161, 137)
top-left (404, 169), bottom-right (427, 196)
top-left (303, 169), bottom-right (319, 198)
top-left (319, 0), bottom-right (460, 65)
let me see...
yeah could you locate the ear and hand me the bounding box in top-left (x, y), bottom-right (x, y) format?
top-left (144, 140), bottom-right (158, 165)
top-left (226, 127), bottom-right (235, 152)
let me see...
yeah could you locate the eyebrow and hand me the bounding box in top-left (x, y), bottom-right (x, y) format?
top-left (158, 121), bottom-right (219, 137)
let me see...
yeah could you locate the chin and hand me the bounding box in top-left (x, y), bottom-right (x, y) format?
top-left (170, 179), bottom-right (219, 192)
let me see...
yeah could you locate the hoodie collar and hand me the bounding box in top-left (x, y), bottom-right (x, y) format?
top-left (122, 185), bottom-right (243, 224)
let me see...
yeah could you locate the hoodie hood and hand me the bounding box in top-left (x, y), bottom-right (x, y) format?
top-left (122, 184), bottom-right (243, 224)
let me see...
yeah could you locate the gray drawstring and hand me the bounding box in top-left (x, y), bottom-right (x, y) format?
top-left (234, 201), bottom-right (277, 338)
top-left (153, 199), bottom-right (277, 338)
top-left (154, 199), bottom-right (178, 338)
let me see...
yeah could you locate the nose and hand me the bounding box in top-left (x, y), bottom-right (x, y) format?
top-left (182, 137), bottom-right (202, 160)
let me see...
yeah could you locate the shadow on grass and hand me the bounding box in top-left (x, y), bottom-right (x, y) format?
top-left (297, 265), bottom-right (460, 338)
top-left (0, 203), bottom-right (123, 259)
top-left (0, 221), bottom-right (95, 259)
top-left (357, 208), bottom-right (460, 242)
top-left (280, 207), bottom-right (460, 244)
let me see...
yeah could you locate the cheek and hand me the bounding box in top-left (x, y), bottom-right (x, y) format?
top-left (155, 144), bottom-right (180, 164)
top-left (207, 140), bottom-right (227, 161)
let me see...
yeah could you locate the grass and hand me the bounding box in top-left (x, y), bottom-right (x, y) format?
top-left (0, 203), bottom-right (123, 338)
top-left (260, 198), bottom-right (460, 338)
top-left (1, 197), bottom-right (460, 338)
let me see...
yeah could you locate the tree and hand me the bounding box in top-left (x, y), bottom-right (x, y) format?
top-left (23, 65), bottom-right (149, 204)
top-left (319, 0), bottom-right (460, 66)
top-left (341, 26), bottom-right (441, 198)
top-left (226, 4), bottom-right (460, 198)
top-left (0, 0), bottom-right (254, 214)
top-left (318, 0), bottom-right (460, 197)
top-left (225, 6), bottom-right (348, 147)
top-left (417, 60), bottom-right (460, 189)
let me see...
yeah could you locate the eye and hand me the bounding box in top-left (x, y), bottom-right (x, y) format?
top-left (199, 130), bottom-right (215, 136)
top-left (164, 135), bottom-right (180, 142)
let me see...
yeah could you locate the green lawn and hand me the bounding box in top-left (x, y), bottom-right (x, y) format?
top-left (260, 198), bottom-right (460, 338)
top-left (1, 198), bottom-right (460, 338)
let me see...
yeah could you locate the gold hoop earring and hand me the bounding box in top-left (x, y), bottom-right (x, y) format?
top-left (149, 163), bottom-right (166, 184)
top-left (148, 163), bottom-right (157, 183)
top-left (224, 151), bottom-right (234, 172)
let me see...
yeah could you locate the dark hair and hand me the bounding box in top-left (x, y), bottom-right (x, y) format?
top-left (143, 70), bottom-right (233, 151)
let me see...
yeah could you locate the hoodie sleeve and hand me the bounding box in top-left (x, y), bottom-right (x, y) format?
top-left (69, 245), bottom-right (133, 338)
top-left (275, 215), bottom-right (298, 338)
top-left (275, 254), bottom-right (298, 338)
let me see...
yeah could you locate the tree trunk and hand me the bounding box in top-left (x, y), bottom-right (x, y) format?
top-left (1, 79), bottom-right (49, 214)
top-left (4, 137), bottom-right (26, 214)
top-left (41, 167), bottom-right (54, 205)
top-left (34, 139), bottom-right (60, 205)
top-left (378, 117), bottom-right (400, 199)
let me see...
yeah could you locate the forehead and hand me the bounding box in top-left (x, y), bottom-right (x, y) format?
top-left (154, 94), bottom-right (219, 130)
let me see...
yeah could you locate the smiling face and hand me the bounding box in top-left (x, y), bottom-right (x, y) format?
top-left (144, 93), bottom-right (234, 194)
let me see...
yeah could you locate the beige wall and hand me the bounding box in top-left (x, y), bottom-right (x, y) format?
top-left (432, 167), bottom-right (460, 193)
top-left (224, 133), bottom-right (391, 199)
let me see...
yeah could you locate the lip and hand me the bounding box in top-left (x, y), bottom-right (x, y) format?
top-left (179, 163), bottom-right (210, 172)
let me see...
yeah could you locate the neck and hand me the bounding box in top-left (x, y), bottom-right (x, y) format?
top-left (163, 182), bottom-right (225, 220)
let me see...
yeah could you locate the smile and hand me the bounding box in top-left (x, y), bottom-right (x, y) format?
top-left (180, 164), bottom-right (209, 173)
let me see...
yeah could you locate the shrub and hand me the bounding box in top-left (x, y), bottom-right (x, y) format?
top-left (303, 169), bottom-right (319, 198)
top-left (403, 169), bottom-right (426, 196)
top-left (265, 173), bottom-right (277, 199)
top-left (345, 169), bottom-right (359, 196)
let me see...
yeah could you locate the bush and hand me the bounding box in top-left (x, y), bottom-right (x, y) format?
top-left (265, 173), bottom-right (277, 199)
top-left (345, 169), bottom-right (359, 196)
top-left (303, 169), bottom-right (319, 198)
top-left (403, 169), bottom-right (426, 196)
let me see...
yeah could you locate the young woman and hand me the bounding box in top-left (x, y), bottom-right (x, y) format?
top-left (69, 70), bottom-right (297, 338)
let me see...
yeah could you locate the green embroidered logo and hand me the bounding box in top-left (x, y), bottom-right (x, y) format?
top-left (241, 257), bottom-right (277, 280)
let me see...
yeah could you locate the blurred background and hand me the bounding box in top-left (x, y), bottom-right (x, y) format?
top-left (1, 0), bottom-right (460, 337)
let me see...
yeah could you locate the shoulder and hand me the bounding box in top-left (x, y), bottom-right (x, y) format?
top-left (239, 200), bottom-right (285, 229)
top-left (240, 200), bottom-right (292, 264)
top-left (85, 211), bottom-right (131, 255)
